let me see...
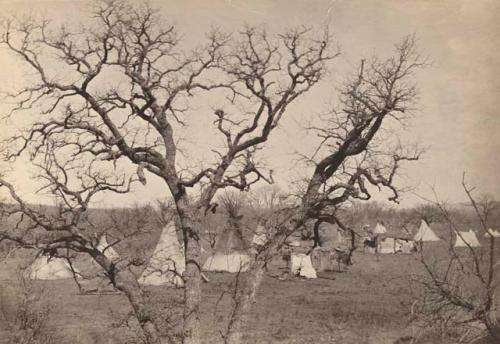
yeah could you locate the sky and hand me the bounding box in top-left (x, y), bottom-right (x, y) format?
top-left (0, 0), bottom-right (499, 208)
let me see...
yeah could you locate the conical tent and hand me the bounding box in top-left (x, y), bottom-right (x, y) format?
top-left (214, 225), bottom-right (247, 252)
top-left (414, 220), bottom-right (440, 242)
top-left (484, 229), bottom-right (500, 238)
top-left (97, 234), bottom-right (120, 261)
top-left (373, 223), bottom-right (387, 234)
top-left (28, 255), bottom-right (79, 280)
top-left (139, 222), bottom-right (185, 287)
top-left (454, 230), bottom-right (481, 248)
top-left (202, 225), bottom-right (250, 272)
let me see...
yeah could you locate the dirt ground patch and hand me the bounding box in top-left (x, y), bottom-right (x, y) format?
top-left (1, 252), bottom-right (433, 344)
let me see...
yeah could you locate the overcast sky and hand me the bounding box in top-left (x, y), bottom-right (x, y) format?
top-left (0, 0), bottom-right (499, 207)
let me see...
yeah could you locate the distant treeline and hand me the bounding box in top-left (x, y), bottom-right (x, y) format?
top-left (1, 195), bottom-right (499, 257)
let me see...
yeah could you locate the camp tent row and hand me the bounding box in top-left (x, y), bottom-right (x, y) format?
top-left (371, 220), bottom-right (441, 254)
top-left (484, 228), bottom-right (500, 238)
top-left (413, 220), bottom-right (483, 248)
top-left (29, 222), bottom-right (252, 284)
top-left (30, 220), bottom-right (487, 282)
top-left (28, 233), bottom-right (119, 281)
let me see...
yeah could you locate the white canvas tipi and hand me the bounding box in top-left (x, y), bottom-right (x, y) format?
top-left (454, 230), bottom-right (481, 248)
top-left (202, 225), bottom-right (250, 273)
top-left (28, 255), bottom-right (79, 280)
top-left (97, 234), bottom-right (120, 261)
top-left (373, 222), bottom-right (387, 235)
top-left (139, 222), bottom-right (185, 287)
top-left (414, 220), bottom-right (440, 242)
top-left (484, 229), bottom-right (500, 238)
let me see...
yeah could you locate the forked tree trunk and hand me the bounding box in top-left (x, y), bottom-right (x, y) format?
top-left (223, 224), bottom-right (301, 344)
top-left (223, 212), bottom-right (309, 344)
top-left (224, 262), bottom-right (265, 344)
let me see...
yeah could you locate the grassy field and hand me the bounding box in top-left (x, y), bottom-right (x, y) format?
top-left (0, 250), bottom-right (447, 344)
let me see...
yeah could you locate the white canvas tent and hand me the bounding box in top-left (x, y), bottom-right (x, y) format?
top-left (202, 253), bottom-right (250, 273)
top-left (202, 223), bottom-right (251, 273)
top-left (290, 254), bottom-right (317, 279)
top-left (373, 223), bottom-right (387, 234)
top-left (395, 238), bottom-right (416, 253)
top-left (414, 220), bottom-right (440, 242)
top-left (377, 237), bottom-right (415, 254)
top-left (97, 234), bottom-right (120, 261)
top-left (379, 237), bottom-right (396, 254)
top-left (484, 229), bottom-right (500, 238)
top-left (139, 222), bottom-right (185, 287)
top-left (454, 230), bottom-right (481, 248)
top-left (28, 255), bottom-right (79, 280)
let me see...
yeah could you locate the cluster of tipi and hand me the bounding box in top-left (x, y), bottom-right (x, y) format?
top-left (28, 233), bottom-right (121, 281)
top-left (388, 219), bottom-right (498, 247)
top-left (26, 220), bottom-right (500, 283)
top-left (27, 221), bottom-right (258, 286)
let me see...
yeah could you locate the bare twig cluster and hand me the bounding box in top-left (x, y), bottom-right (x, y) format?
top-left (412, 176), bottom-right (500, 343)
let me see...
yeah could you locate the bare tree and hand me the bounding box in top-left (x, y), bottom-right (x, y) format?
top-left (223, 36), bottom-right (425, 344)
top-left (412, 177), bottom-right (500, 343)
top-left (0, 1), bottom-right (336, 343)
top-left (0, 148), bottom-right (169, 343)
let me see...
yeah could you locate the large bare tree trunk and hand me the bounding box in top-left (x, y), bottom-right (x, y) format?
top-left (222, 212), bottom-right (307, 344)
top-left (177, 198), bottom-right (202, 344)
top-left (182, 238), bottom-right (202, 344)
top-left (487, 283), bottom-right (500, 340)
top-left (224, 262), bottom-right (265, 344)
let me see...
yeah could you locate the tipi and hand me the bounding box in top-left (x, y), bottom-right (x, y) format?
top-left (139, 222), bottom-right (185, 287)
top-left (97, 234), bottom-right (120, 261)
top-left (414, 220), bottom-right (440, 242)
top-left (373, 222), bottom-right (387, 235)
top-left (454, 230), bottom-right (481, 248)
top-left (28, 255), bottom-right (79, 280)
top-left (202, 224), bottom-right (250, 273)
top-left (484, 229), bottom-right (500, 238)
